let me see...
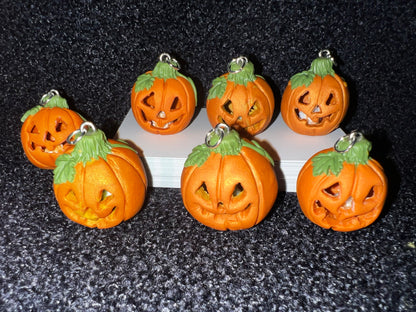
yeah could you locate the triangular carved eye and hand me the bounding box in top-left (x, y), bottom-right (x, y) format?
top-left (323, 182), bottom-right (341, 197)
top-left (142, 92), bottom-right (155, 109)
top-left (222, 100), bottom-right (233, 115)
top-left (364, 186), bottom-right (375, 204)
top-left (248, 102), bottom-right (258, 116)
top-left (100, 189), bottom-right (113, 202)
top-left (30, 125), bottom-right (40, 134)
top-left (326, 93), bottom-right (334, 105)
top-left (232, 183), bottom-right (244, 198)
top-left (55, 119), bottom-right (66, 132)
top-left (65, 190), bottom-right (78, 203)
top-left (299, 91), bottom-right (311, 105)
top-left (170, 97), bottom-right (182, 111)
top-left (196, 182), bottom-right (210, 201)
top-left (46, 131), bottom-right (56, 142)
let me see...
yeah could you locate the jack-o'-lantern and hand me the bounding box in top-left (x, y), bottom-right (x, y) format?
top-left (181, 123), bottom-right (278, 230)
top-left (53, 122), bottom-right (147, 229)
top-left (297, 131), bottom-right (388, 231)
top-left (281, 50), bottom-right (349, 136)
top-left (206, 56), bottom-right (275, 136)
top-left (131, 53), bottom-right (197, 135)
top-left (21, 90), bottom-right (84, 169)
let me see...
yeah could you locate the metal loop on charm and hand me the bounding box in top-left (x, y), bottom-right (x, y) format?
top-left (227, 56), bottom-right (248, 74)
top-left (66, 121), bottom-right (97, 145)
top-left (334, 131), bottom-right (363, 153)
top-left (159, 53), bottom-right (181, 71)
top-left (318, 49), bottom-right (336, 65)
top-left (39, 89), bottom-right (59, 105)
top-left (205, 123), bottom-right (230, 148)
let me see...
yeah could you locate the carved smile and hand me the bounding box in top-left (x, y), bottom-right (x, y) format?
top-left (150, 118), bottom-right (179, 129)
top-left (295, 109), bottom-right (333, 125)
top-left (31, 141), bottom-right (67, 154)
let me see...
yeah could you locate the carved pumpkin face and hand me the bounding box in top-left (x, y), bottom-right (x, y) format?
top-left (53, 129), bottom-right (147, 229)
top-left (206, 58), bottom-right (274, 136)
top-left (21, 107), bottom-right (83, 169)
top-left (297, 134), bottom-right (387, 231)
top-left (181, 127), bottom-right (278, 230)
top-left (281, 54), bottom-right (349, 136)
top-left (131, 54), bottom-right (196, 135)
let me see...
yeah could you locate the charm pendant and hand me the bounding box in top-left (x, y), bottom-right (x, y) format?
top-left (206, 56), bottom-right (275, 136)
top-left (281, 50), bottom-right (349, 136)
top-left (131, 53), bottom-right (197, 135)
top-left (296, 131), bottom-right (388, 231)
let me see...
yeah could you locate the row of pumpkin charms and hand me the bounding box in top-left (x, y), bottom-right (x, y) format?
top-left (20, 89), bottom-right (387, 231)
top-left (131, 50), bottom-right (349, 136)
top-left (19, 49), bottom-right (386, 231)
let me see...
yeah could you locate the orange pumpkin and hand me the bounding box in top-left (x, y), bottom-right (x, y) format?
top-left (206, 57), bottom-right (275, 136)
top-left (296, 131), bottom-right (387, 231)
top-left (131, 53), bottom-right (197, 135)
top-left (53, 122), bottom-right (147, 228)
top-left (281, 50), bottom-right (349, 136)
top-left (181, 124), bottom-right (278, 230)
top-left (20, 90), bottom-right (84, 169)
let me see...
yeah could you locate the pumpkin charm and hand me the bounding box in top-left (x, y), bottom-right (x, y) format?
top-left (53, 122), bottom-right (147, 228)
top-left (281, 50), bottom-right (349, 136)
top-left (131, 53), bottom-right (197, 135)
top-left (20, 90), bottom-right (84, 169)
top-left (296, 131), bottom-right (388, 231)
top-left (206, 56), bottom-right (275, 136)
top-left (181, 123), bottom-right (278, 230)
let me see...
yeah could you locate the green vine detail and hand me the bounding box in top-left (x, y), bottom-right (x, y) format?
top-left (21, 94), bottom-right (69, 122)
top-left (134, 61), bottom-right (197, 105)
top-left (290, 57), bottom-right (335, 89)
top-left (207, 60), bottom-right (261, 100)
top-left (184, 129), bottom-right (274, 168)
top-left (53, 129), bottom-right (137, 184)
top-left (312, 137), bottom-right (372, 177)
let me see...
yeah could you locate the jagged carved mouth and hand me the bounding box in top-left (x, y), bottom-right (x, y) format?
top-left (31, 140), bottom-right (67, 154)
top-left (218, 116), bottom-right (263, 131)
top-left (197, 203), bottom-right (253, 221)
top-left (150, 119), bottom-right (180, 129)
top-left (295, 109), bottom-right (333, 126)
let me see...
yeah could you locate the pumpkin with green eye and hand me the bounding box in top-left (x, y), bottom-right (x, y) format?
top-left (206, 57), bottom-right (275, 136)
top-left (181, 124), bottom-right (278, 230)
top-left (281, 50), bottom-right (349, 136)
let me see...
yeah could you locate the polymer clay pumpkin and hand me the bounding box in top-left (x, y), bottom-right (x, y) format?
top-left (206, 56), bottom-right (275, 136)
top-left (53, 122), bottom-right (147, 229)
top-left (131, 53), bottom-right (197, 135)
top-left (181, 124), bottom-right (278, 231)
top-left (281, 50), bottom-right (349, 136)
top-left (297, 131), bottom-right (387, 231)
top-left (21, 90), bottom-right (84, 169)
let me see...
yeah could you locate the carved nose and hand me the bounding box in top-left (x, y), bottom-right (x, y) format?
top-left (157, 111), bottom-right (166, 119)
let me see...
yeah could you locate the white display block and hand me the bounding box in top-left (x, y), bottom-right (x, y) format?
top-left (116, 108), bottom-right (345, 192)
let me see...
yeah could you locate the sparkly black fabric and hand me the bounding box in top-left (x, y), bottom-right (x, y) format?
top-left (1, 1), bottom-right (415, 311)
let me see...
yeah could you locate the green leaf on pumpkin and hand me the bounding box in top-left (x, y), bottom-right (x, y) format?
top-left (312, 151), bottom-right (344, 177)
top-left (21, 106), bottom-right (42, 122)
top-left (134, 73), bottom-right (155, 92)
top-left (290, 70), bottom-right (316, 89)
top-left (53, 153), bottom-right (77, 185)
top-left (207, 76), bottom-right (227, 100)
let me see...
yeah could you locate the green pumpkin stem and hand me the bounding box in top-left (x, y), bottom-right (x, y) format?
top-left (184, 129), bottom-right (274, 167)
top-left (21, 94), bottom-right (69, 122)
top-left (227, 61), bottom-right (257, 86)
top-left (312, 136), bottom-right (372, 177)
top-left (53, 129), bottom-right (136, 184)
top-left (290, 56), bottom-right (335, 89)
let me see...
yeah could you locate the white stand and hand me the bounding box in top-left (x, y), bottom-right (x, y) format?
top-left (116, 108), bottom-right (345, 192)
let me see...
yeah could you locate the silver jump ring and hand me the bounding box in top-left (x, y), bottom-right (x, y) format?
top-left (159, 53), bottom-right (180, 71)
top-left (334, 131), bottom-right (363, 153)
top-left (227, 56), bottom-right (248, 74)
top-left (66, 121), bottom-right (97, 145)
top-left (318, 49), bottom-right (336, 66)
top-left (205, 123), bottom-right (230, 148)
top-left (40, 89), bottom-right (59, 105)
